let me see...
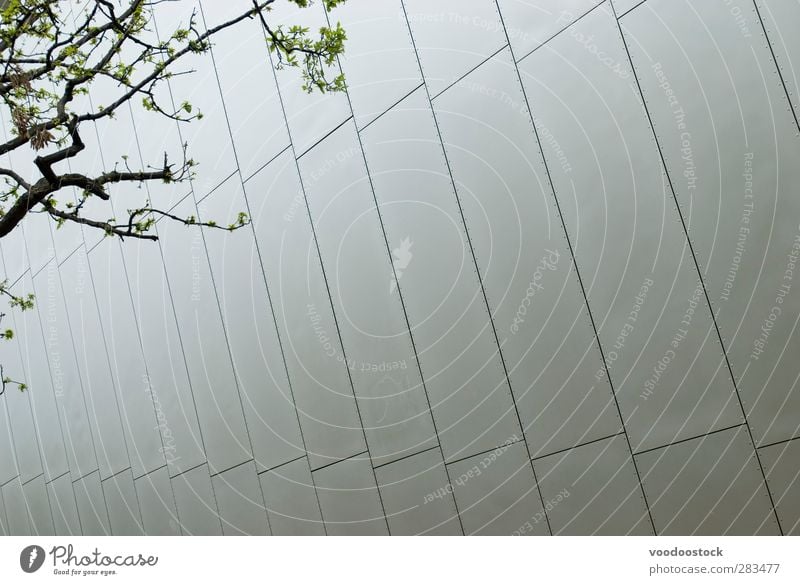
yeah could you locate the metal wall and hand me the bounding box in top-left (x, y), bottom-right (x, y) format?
top-left (0, 0), bottom-right (798, 535)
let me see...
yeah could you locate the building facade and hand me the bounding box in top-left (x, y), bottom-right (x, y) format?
top-left (0, 0), bottom-right (798, 535)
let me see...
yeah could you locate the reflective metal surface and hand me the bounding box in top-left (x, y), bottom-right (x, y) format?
top-left (0, 0), bottom-right (797, 536)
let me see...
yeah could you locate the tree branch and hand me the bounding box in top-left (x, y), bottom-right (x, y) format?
top-left (0, 167), bottom-right (30, 190)
top-left (0, 0), bottom-right (347, 242)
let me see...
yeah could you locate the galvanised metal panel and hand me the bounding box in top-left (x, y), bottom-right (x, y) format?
top-left (313, 455), bottom-right (388, 535)
top-left (0, 236), bottom-right (27, 287)
top-left (103, 469), bottom-right (144, 536)
top-left (756, 0), bottom-right (800, 119)
top-left (622, 0), bottom-right (800, 448)
top-left (47, 473), bottom-right (81, 536)
top-left (124, 237), bottom-right (205, 477)
top-left (126, 99), bottom-right (187, 215)
top-left (66, 98), bottom-right (143, 252)
top-left (0, 123), bottom-right (34, 282)
top-left (149, 2), bottom-right (237, 199)
top-left (22, 214), bottom-right (55, 284)
top-left (534, 434), bottom-right (652, 535)
top-left (333, 0), bottom-right (422, 128)
top-left (200, 184), bottom-right (305, 473)
top-left (448, 441), bottom-right (547, 535)
top-left (260, 457), bottom-right (325, 536)
top-left (135, 466), bottom-right (181, 536)
top-left (0, 487), bottom-right (6, 535)
top-left (299, 121), bottom-right (437, 466)
top-left (111, 4), bottom-right (188, 217)
top-left (211, 461), bottom-right (270, 536)
top-left (402, 0), bottom-right (506, 96)
top-left (59, 55), bottom-right (140, 244)
top-left (171, 464), bottom-right (222, 535)
top-left (159, 195), bottom-right (252, 475)
top-left (434, 49), bottom-right (621, 458)
top-left (0, 286), bottom-right (43, 484)
top-left (759, 439), bottom-right (800, 535)
top-left (49, 199), bottom-right (85, 268)
top-left (88, 239), bottom-right (165, 479)
top-left (200, 2), bottom-right (290, 181)
top-left (360, 88), bottom-right (521, 462)
top-left (0, 113), bottom-right (59, 274)
top-left (74, 471), bottom-right (111, 535)
top-left (610, 0), bottom-right (643, 18)
top-left (0, 399), bottom-right (16, 486)
top-left (2, 478), bottom-right (31, 536)
top-left (248, 150), bottom-right (366, 469)
top-left (375, 447), bottom-right (462, 535)
top-left (496, 0), bottom-right (603, 58)
top-left (61, 248), bottom-right (129, 480)
top-left (268, 1), bottom-right (351, 157)
top-left (32, 261), bottom-right (99, 479)
top-left (518, 4), bottom-right (742, 452)
top-left (8, 141), bottom-right (81, 266)
top-left (636, 426), bottom-right (779, 535)
top-left (15, 271), bottom-right (68, 483)
top-left (23, 474), bottom-right (54, 536)
top-left (0, 394), bottom-right (39, 484)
